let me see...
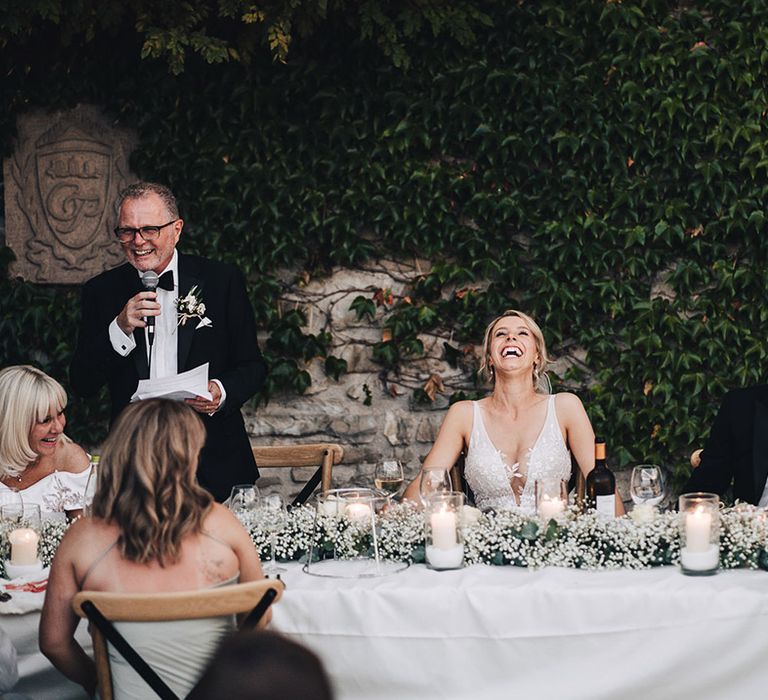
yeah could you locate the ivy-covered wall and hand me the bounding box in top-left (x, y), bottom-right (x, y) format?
top-left (2, 1), bottom-right (768, 487)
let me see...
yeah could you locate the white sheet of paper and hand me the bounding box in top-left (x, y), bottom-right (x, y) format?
top-left (130, 363), bottom-right (212, 402)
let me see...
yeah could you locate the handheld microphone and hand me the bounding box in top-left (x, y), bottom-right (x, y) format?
top-left (140, 270), bottom-right (160, 348)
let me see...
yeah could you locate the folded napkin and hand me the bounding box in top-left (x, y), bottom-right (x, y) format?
top-left (0, 568), bottom-right (50, 615)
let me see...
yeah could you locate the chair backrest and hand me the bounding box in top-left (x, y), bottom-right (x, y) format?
top-left (72, 579), bottom-right (284, 700)
top-left (569, 454), bottom-right (586, 509)
top-left (251, 443), bottom-right (343, 496)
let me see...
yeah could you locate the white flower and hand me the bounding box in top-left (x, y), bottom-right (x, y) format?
top-left (462, 505), bottom-right (482, 526)
top-left (629, 503), bottom-right (657, 525)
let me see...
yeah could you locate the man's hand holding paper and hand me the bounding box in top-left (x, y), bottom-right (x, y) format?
top-left (185, 379), bottom-right (222, 416)
top-left (130, 363), bottom-right (212, 402)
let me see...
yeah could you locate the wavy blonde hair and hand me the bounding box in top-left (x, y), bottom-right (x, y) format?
top-left (478, 309), bottom-right (550, 391)
top-left (92, 399), bottom-right (213, 565)
top-left (0, 365), bottom-right (68, 478)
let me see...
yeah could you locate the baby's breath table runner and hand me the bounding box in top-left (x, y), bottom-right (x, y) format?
top-left (237, 502), bottom-right (768, 572)
top-left (7, 503), bottom-right (768, 578)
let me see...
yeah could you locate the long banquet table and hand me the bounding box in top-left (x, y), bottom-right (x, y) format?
top-left (5, 561), bottom-right (768, 699)
top-left (272, 562), bottom-right (768, 700)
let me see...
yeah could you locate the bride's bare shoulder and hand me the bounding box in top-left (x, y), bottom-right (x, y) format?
top-left (445, 400), bottom-right (476, 421)
top-left (553, 392), bottom-right (588, 419)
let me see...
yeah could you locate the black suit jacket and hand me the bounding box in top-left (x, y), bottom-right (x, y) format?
top-left (683, 385), bottom-right (768, 504)
top-left (70, 253), bottom-right (268, 501)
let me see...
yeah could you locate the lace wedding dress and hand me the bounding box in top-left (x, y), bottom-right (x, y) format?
top-left (464, 396), bottom-right (572, 513)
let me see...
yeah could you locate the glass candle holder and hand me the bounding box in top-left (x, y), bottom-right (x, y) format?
top-left (535, 478), bottom-right (567, 520)
top-left (306, 488), bottom-right (409, 579)
top-left (678, 492), bottom-right (720, 576)
top-left (425, 492), bottom-right (465, 570)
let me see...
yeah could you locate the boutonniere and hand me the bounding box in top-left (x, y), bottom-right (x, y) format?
top-left (176, 285), bottom-right (213, 330)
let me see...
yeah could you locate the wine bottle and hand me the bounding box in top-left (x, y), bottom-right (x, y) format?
top-left (585, 437), bottom-right (616, 518)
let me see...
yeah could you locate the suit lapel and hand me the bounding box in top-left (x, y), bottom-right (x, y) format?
top-left (176, 254), bottom-right (202, 372)
top-left (752, 398), bottom-right (768, 501)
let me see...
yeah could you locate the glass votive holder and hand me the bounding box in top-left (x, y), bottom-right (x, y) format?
top-left (1, 503), bottom-right (43, 578)
top-left (678, 492), bottom-right (720, 576)
top-left (307, 488), bottom-right (408, 579)
top-left (425, 492), bottom-right (465, 570)
top-left (535, 478), bottom-right (567, 520)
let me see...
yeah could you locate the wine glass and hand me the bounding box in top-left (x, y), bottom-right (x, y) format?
top-left (1, 502), bottom-right (42, 532)
top-left (374, 459), bottom-right (404, 497)
top-left (419, 468), bottom-right (453, 506)
top-left (630, 465), bottom-right (665, 507)
top-left (258, 493), bottom-right (287, 575)
top-left (228, 484), bottom-right (261, 517)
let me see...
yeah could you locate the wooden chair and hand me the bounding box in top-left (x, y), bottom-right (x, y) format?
top-left (450, 451), bottom-right (476, 506)
top-left (72, 579), bottom-right (285, 700)
top-left (251, 443), bottom-right (344, 507)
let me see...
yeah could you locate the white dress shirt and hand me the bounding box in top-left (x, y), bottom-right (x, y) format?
top-left (109, 250), bottom-right (179, 377)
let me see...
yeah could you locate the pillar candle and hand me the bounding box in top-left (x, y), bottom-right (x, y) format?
top-left (8, 528), bottom-right (39, 566)
top-left (685, 506), bottom-right (712, 553)
top-left (538, 496), bottom-right (565, 520)
top-left (345, 502), bottom-right (372, 523)
top-left (430, 508), bottom-right (457, 549)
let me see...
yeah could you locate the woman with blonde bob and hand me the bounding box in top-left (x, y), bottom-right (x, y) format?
top-left (405, 310), bottom-right (621, 513)
top-left (40, 399), bottom-right (265, 699)
top-left (0, 365), bottom-right (89, 511)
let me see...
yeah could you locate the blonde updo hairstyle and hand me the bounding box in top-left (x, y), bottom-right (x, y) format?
top-left (92, 399), bottom-right (213, 566)
top-left (0, 365), bottom-right (68, 478)
top-left (479, 309), bottom-right (551, 392)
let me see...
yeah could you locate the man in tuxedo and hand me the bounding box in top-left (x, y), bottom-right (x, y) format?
top-left (70, 182), bottom-right (267, 501)
top-left (683, 385), bottom-right (768, 505)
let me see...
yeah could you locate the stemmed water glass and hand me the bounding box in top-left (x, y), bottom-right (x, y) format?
top-left (419, 468), bottom-right (453, 507)
top-left (630, 465), bottom-right (665, 507)
top-left (228, 484), bottom-right (261, 517)
top-left (258, 493), bottom-right (287, 575)
top-left (374, 459), bottom-right (404, 498)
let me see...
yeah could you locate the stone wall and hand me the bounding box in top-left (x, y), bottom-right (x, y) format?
top-left (245, 257), bottom-right (479, 499)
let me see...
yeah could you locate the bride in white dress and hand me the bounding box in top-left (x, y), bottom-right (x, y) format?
top-left (0, 365), bottom-right (90, 514)
top-left (405, 310), bottom-right (606, 514)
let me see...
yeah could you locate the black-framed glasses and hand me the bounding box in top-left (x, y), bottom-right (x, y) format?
top-left (113, 219), bottom-right (178, 243)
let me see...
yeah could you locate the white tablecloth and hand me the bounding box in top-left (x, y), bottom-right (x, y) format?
top-left (272, 562), bottom-right (768, 700)
top-left (1, 611), bottom-right (90, 699)
top-left (5, 562), bottom-right (768, 699)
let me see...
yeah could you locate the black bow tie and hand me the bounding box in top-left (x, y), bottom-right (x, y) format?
top-left (157, 270), bottom-right (174, 291)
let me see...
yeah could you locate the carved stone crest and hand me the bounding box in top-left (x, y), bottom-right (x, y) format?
top-left (3, 104), bottom-right (137, 283)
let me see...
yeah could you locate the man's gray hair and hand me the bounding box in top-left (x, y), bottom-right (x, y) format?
top-left (118, 181), bottom-right (179, 218)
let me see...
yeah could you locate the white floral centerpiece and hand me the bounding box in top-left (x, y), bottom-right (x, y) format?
top-left (236, 502), bottom-right (768, 572)
top-left (10, 503), bottom-right (768, 579)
